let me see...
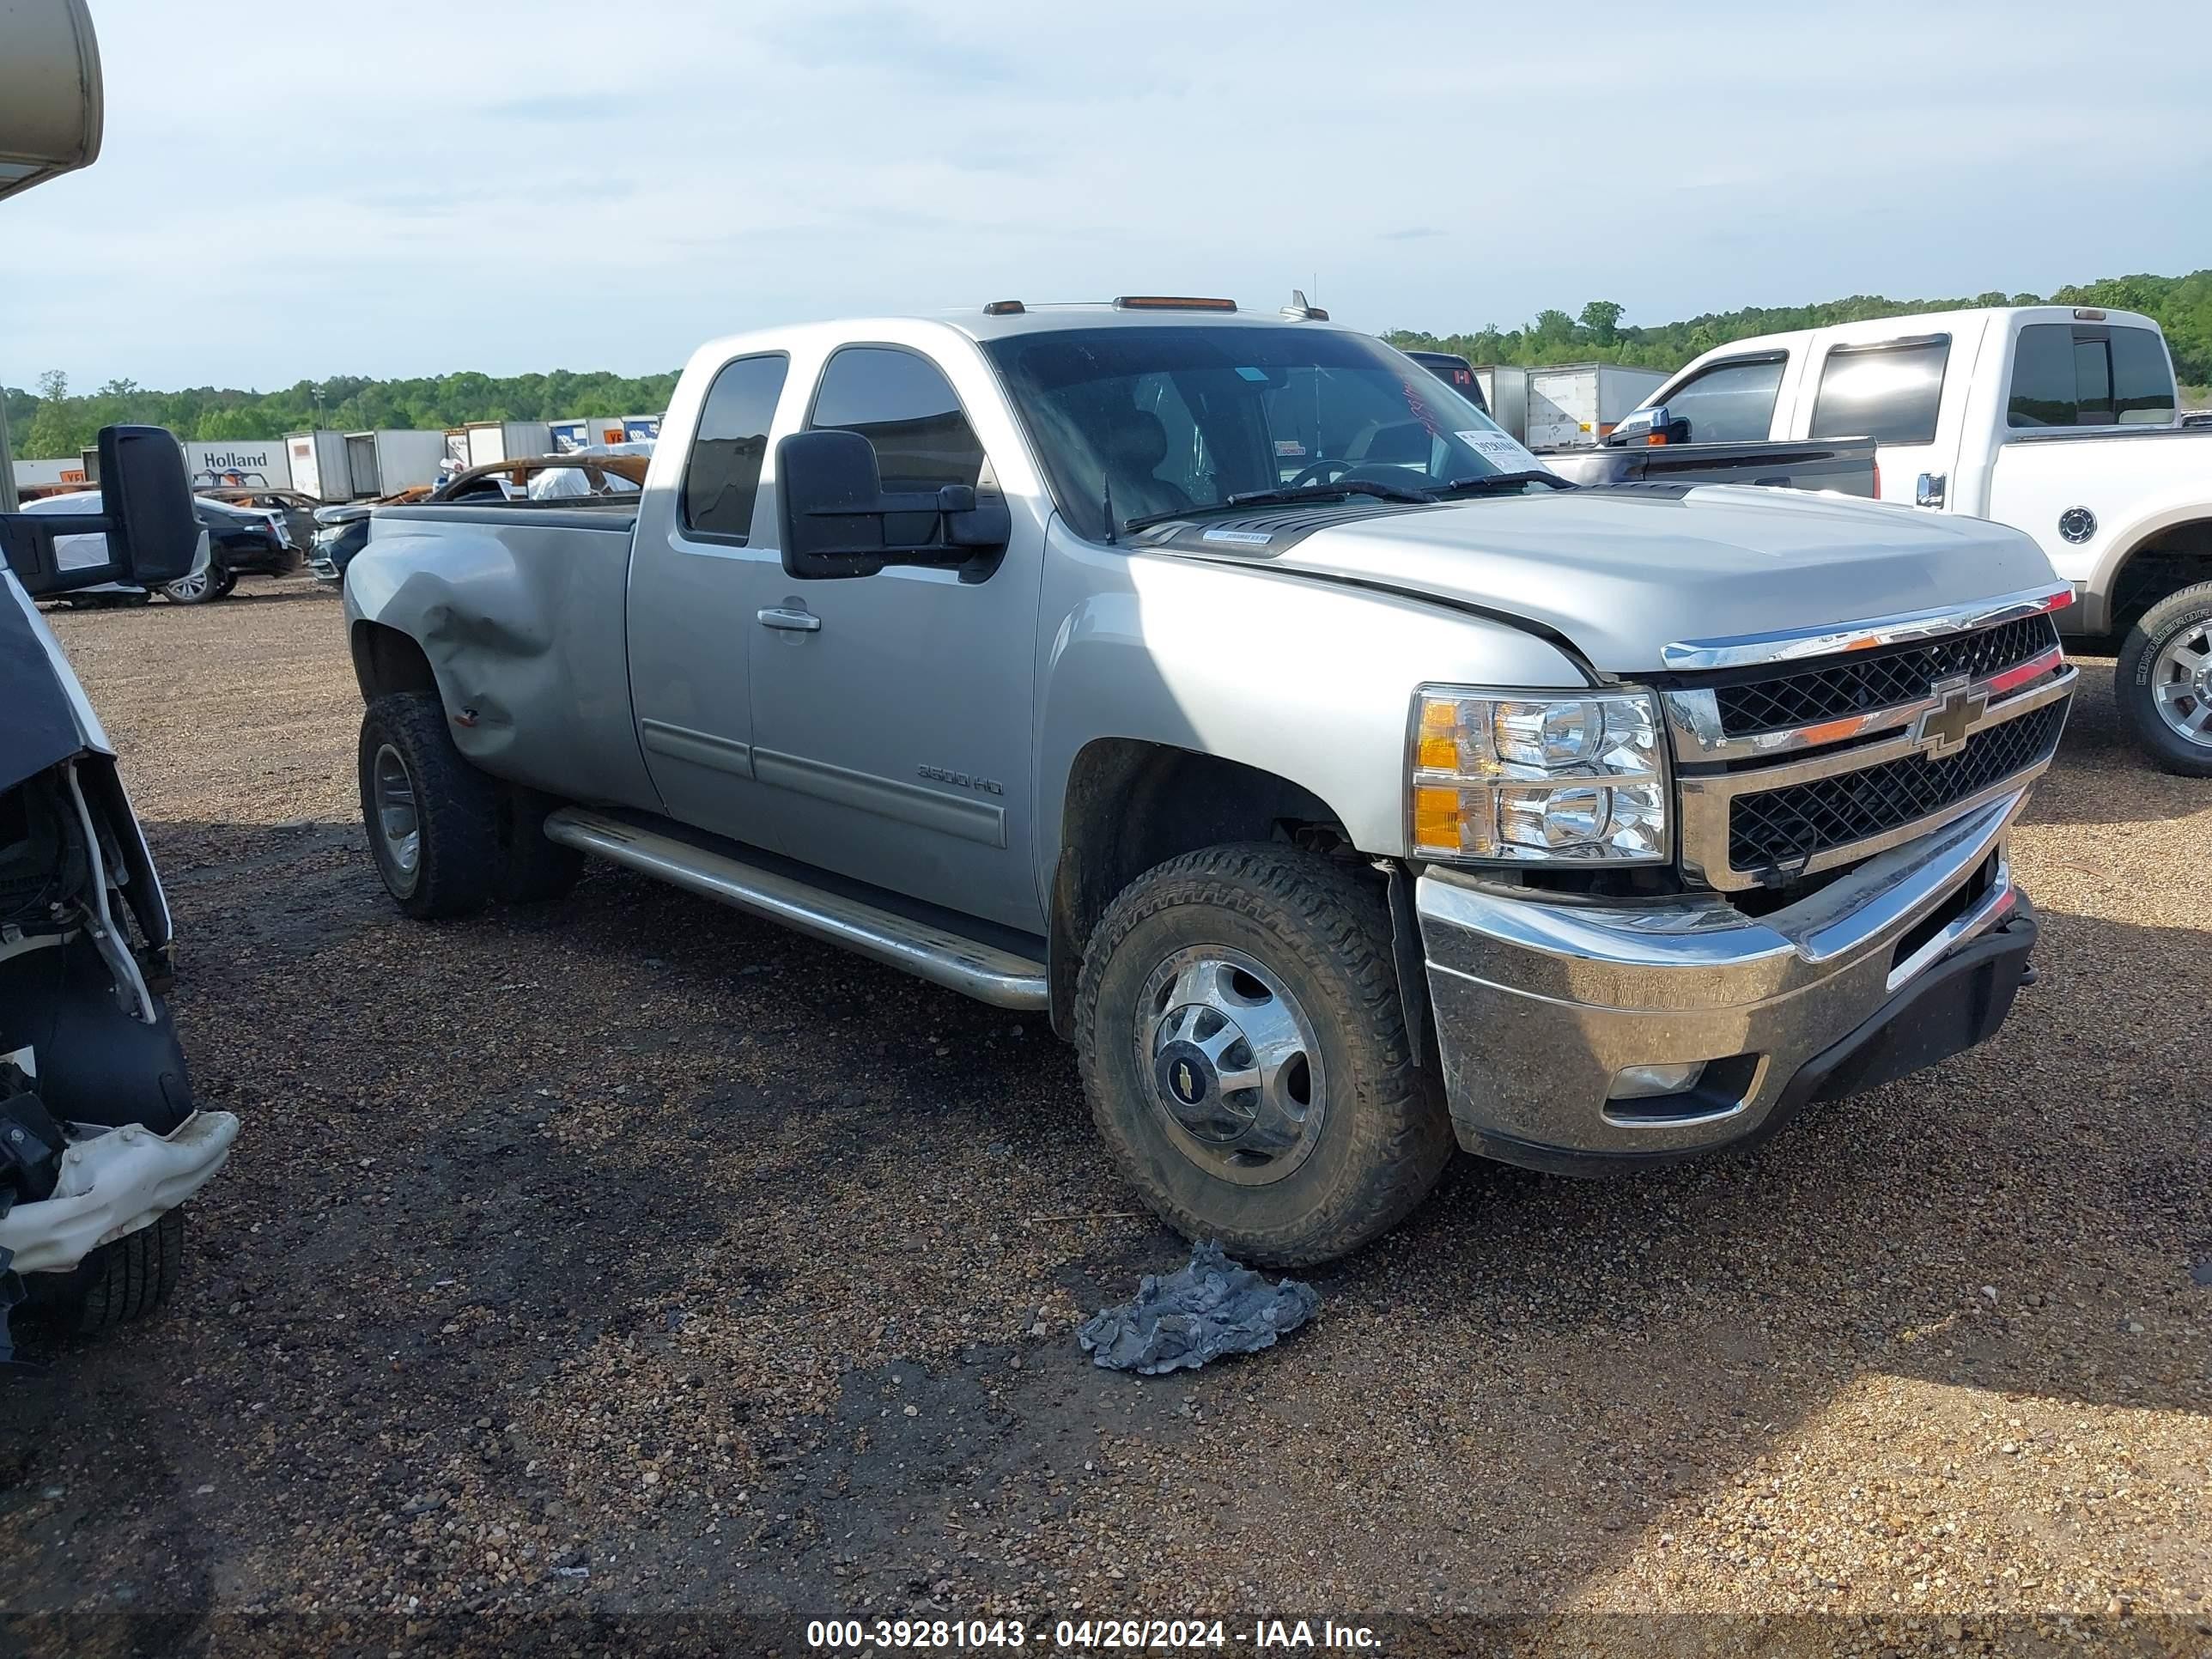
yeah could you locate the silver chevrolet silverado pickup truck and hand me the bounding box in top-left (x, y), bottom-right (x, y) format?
top-left (343, 297), bottom-right (2075, 1265)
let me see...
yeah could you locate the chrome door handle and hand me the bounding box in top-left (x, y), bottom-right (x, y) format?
top-left (757, 607), bottom-right (821, 632)
top-left (1916, 471), bottom-right (1947, 508)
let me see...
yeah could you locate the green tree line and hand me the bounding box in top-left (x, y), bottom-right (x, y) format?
top-left (1388, 270), bottom-right (2212, 392)
top-left (9, 270), bottom-right (2209, 459)
top-left (3, 367), bottom-right (681, 461)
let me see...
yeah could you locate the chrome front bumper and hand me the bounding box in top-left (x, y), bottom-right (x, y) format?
top-left (1417, 790), bottom-right (2035, 1169)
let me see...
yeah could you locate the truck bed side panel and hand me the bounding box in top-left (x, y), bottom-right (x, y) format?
top-left (347, 507), bottom-right (660, 811)
top-left (1987, 426), bottom-right (2212, 629)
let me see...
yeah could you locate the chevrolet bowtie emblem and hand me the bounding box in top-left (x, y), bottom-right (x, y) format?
top-left (1175, 1061), bottom-right (1198, 1102)
top-left (1911, 676), bottom-right (1988, 760)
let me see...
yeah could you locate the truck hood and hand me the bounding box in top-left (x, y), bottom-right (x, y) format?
top-left (1168, 485), bottom-right (2061, 672)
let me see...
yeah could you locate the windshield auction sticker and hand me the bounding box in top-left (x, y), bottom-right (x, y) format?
top-left (1455, 429), bottom-right (1543, 471)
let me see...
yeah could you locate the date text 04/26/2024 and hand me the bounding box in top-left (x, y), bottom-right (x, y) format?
top-left (804, 1618), bottom-right (1382, 1650)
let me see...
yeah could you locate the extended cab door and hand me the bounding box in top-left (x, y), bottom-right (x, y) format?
top-left (1792, 318), bottom-right (1985, 508)
top-left (627, 350), bottom-right (792, 839)
top-left (738, 336), bottom-right (1048, 935)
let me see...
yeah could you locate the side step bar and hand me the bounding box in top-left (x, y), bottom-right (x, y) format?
top-left (543, 807), bottom-right (1049, 1010)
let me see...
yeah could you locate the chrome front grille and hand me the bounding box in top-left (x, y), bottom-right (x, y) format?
top-left (1662, 590), bottom-right (2076, 891)
top-left (1711, 613), bottom-right (2058, 738)
top-left (1726, 700), bottom-right (2065, 875)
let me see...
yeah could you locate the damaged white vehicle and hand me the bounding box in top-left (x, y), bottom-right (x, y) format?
top-left (0, 428), bottom-right (240, 1361)
top-left (0, 0), bottom-right (240, 1360)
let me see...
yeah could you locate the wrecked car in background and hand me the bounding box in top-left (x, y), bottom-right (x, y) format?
top-left (2, 0), bottom-right (242, 1362)
top-left (311, 451), bottom-right (652, 583)
top-left (0, 427), bottom-right (241, 1358)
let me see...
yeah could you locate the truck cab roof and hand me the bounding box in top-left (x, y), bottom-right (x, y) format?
top-left (685, 301), bottom-right (1356, 369)
top-left (1673, 304), bottom-right (2163, 368)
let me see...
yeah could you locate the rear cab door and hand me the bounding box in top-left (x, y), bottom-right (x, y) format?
top-left (1980, 312), bottom-right (2182, 617)
top-left (1784, 314), bottom-right (1989, 510)
top-left (626, 339), bottom-right (794, 841)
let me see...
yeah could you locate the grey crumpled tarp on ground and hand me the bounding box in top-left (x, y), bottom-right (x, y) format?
top-left (1076, 1242), bottom-right (1320, 1374)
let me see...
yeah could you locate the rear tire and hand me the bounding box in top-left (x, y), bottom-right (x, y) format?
top-left (1073, 843), bottom-right (1453, 1267)
top-left (26, 1208), bottom-right (185, 1333)
top-left (2118, 580), bottom-right (2212, 777)
top-left (358, 691), bottom-right (499, 919)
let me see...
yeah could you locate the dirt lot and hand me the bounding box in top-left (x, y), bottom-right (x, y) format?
top-left (3, 579), bottom-right (2208, 1656)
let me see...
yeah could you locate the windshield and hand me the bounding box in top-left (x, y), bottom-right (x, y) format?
top-left (981, 325), bottom-right (1545, 541)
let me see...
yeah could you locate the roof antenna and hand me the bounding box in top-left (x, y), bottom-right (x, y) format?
top-left (1103, 477), bottom-right (1116, 544)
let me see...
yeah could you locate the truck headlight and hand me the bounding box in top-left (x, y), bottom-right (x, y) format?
top-left (1409, 687), bottom-right (1668, 863)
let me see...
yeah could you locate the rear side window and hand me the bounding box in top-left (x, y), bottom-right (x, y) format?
top-left (1661, 356), bottom-right (1784, 443)
top-left (1808, 337), bottom-right (1949, 445)
top-left (2111, 328), bottom-right (2178, 424)
top-left (809, 346), bottom-right (987, 493)
top-left (682, 353), bottom-right (789, 542)
top-left (2008, 324), bottom-right (2177, 428)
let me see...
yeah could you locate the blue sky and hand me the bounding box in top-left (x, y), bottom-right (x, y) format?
top-left (4, 0), bottom-right (2209, 390)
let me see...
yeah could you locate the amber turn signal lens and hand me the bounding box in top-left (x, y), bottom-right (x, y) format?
top-left (1416, 698), bottom-right (1461, 772)
top-left (1412, 785), bottom-right (1465, 854)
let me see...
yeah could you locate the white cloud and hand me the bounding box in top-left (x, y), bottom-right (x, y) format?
top-left (2, 0), bottom-right (2207, 388)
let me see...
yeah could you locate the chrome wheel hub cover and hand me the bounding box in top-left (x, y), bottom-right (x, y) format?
top-left (372, 744), bottom-right (422, 887)
top-left (1137, 947), bottom-right (1326, 1187)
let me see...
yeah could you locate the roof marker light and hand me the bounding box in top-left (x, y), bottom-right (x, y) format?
top-left (982, 300), bottom-right (1025, 315)
top-left (1113, 295), bottom-right (1237, 312)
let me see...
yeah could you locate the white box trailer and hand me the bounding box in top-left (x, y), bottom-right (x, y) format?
top-left (183, 439), bottom-right (292, 489)
top-left (462, 421), bottom-right (554, 469)
top-left (1471, 367), bottom-right (1531, 444)
top-left (550, 416), bottom-right (629, 453)
top-left (343, 429), bottom-right (446, 498)
top-left (1524, 363), bottom-right (1668, 450)
top-left (284, 429), bottom-right (352, 502)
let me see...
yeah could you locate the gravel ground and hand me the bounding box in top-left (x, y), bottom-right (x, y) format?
top-left (3, 579), bottom-right (2207, 1657)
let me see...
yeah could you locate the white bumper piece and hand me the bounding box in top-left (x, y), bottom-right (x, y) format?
top-left (0, 1110), bottom-right (240, 1274)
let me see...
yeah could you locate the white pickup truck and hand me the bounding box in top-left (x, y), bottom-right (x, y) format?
top-left (1623, 306), bottom-right (2212, 774)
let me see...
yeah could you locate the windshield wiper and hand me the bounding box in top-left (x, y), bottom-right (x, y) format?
top-left (1122, 479), bottom-right (1437, 536)
top-left (1434, 471), bottom-right (1579, 496)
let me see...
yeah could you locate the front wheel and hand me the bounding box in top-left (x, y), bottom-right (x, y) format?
top-left (163, 563), bottom-right (229, 605)
top-left (26, 1207), bottom-right (185, 1333)
top-left (1073, 844), bottom-right (1453, 1267)
top-left (2118, 580), bottom-right (2212, 777)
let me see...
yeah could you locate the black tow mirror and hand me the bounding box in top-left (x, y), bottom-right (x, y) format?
top-left (0, 425), bottom-right (201, 597)
top-left (101, 425), bottom-right (201, 585)
top-left (775, 428), bottom-right (1011, 581)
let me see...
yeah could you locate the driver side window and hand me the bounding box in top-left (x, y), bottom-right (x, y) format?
top-left (809, 346), bottom-right (986, 493)
top-left (809, 346), bottom-right (990, 548)
top-left (1661, 356), bottom-right (1786, 443)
